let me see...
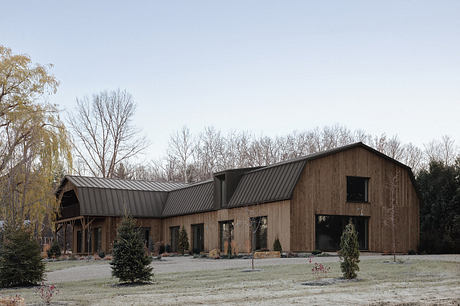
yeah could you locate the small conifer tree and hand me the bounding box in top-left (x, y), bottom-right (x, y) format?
top-left (338, 221), bottom-right (360, 279)
top-left (178, 226), bottom-right (189, 255)
top-left (110, 216), bottom-right (153, 283)
top-left (47, 240), bottom-right (61, 258)
top-left (273, 237), bottom-right (282, 252)
top-left (0, 225), bottom-right (45, 287)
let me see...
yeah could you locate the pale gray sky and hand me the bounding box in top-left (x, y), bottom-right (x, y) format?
top-left (1, 1), bottom-right (459, 160)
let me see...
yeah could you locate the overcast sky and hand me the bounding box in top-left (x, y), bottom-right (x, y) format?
top-left (2, 1), bottom-right (459, 161)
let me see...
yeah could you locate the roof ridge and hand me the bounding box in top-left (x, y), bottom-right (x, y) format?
top-left (168, 179), bottom-right (214, 192)
top-left (243, 142), bottom-right (363, 175)
top-left (65, 174), bottom-right (187, 186)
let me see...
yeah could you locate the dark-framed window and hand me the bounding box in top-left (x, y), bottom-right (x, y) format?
top-left (347, 176), bottom-right (369, 202)
top-left (315, 215), bottom-right (369, 251)
top-left (140, 227), bottom-right (151, 249)
top-left (250, 216), bottom-right (268, 251)
top-left (170, 226), bottom-right (180, 252)
top-left (191, 223), bottom-right (204, 254)
top-left (219, 220), bottom-right (234, 252)
top-left (93, 227), bottom-right (102, 253)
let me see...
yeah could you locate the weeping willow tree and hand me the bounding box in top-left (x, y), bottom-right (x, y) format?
top-left (0, 45), bottom-right (72, 235)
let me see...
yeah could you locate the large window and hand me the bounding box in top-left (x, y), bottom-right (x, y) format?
top-left (250, 216), bottom-right (268, 251)
top-left (191, 223), bottom-right (204, 254)
top-left (93, 227), bottom-right (102, 253)
top-left (170, 226), bottom-right (180, 252)
top-left (219, 220), bottom-right (234, 252)
top-left (140, 227), bottom-right (151, 249)
top-left (347, 176), bottom-right (369, 202)
top-left (315, 215), bottom-right (369, 251)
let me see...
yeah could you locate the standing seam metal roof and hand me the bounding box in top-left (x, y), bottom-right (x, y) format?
top-left (65, 175), bottom-right (186, 192)
top-left (227, 159), bottom-right (307, 208)
top-left (161, 181), bottom-right (214, 217)
top-left (57, 142), bottom-right (418, 219)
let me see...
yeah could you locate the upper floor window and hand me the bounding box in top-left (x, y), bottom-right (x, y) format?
top-left (347, 176), bottom-right (369, 202)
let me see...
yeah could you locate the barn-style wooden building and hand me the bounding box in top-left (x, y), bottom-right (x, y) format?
top-left (55, 142), bottom-right (420, 254)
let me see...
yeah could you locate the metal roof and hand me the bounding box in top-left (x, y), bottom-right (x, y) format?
top-left (58, 176), bottom-right (186, 218)
top-left (162, 181), bottom-right (214, 217)
top-left (65, 175), bottom-right (186, 192)
top-left (57, 142), bottom-right (418, 219)
top-left (227, 159), bottom-right (307, 208)
top-left (77, 187), bottom-right (168, 218)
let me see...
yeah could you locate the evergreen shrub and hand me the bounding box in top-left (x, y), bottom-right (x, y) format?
top-left (273, 237), bottom-right (282, 252)
top-left (47, 240), bottom-right (61, 258)
top-left (0, 226), bottom-right (45, 287)
top-left (178, 226), bottom-right (189, 255)
top-left (110, 216), bottom-right (153, 283)
top-left (338, 222), bottom-right (360, 279)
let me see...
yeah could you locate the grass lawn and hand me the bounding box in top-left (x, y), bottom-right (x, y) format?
top-left (1, 259), bottom-right (459, 305)
top-left (45, 259), bottom-right (109, 272)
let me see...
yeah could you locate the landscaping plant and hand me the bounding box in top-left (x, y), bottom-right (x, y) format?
top-left (338, 221), bottom-right (360, 279)
top-left (110, 216), bottom-right (153, 283)
top-left (47, 240), bottom-right (61, 258)
top-left (307, 256), bottom-right (331, 280)
top-left (36, 282), bottom-right (59, 305)
top-left (0, 225), bottom-right (45, 287)
top-left (178, 226), bottom-right (189, 255)
top-left (273, 237), bottom-right (282, 252)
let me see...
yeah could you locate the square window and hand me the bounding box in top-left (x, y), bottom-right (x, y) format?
top-left (347, 176), bottom-right (369, 202)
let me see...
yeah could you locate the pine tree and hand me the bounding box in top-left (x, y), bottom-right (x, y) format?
top-left (110, 216), bottom-right (153, 283)
top-left (0, 225), bottom-right (45, 287)
top-left (273, 237), bottom-right (282, 252)
top-left (338, 221), bottom-right (360, 279)
top-left (178, 226), bottom-right (189, 255)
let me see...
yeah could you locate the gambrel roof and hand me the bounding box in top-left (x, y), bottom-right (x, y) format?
top-left (56, 142), bottom-right (417, 219)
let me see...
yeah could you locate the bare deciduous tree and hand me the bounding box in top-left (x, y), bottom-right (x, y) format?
top-left (68, 89), bottom-right (148, 178)
top-left (168, 126), bottom-right (195, 183)
top-left (424, 135), bottom-right (457, 166)
top-left (153, 125), bottom-right (458, 183)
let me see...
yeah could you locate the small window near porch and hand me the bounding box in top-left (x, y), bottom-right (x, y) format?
top-left (347, 176), bottom-right (369, 202)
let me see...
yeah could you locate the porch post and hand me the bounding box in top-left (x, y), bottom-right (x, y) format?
top-left (63, 223), bottom-right (67, 254)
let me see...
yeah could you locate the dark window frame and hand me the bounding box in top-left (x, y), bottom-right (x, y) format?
top-left (219, 220), bottom-right (234, 252)
top-left (140, 227), bottom-right (151, 249)
top-left (191, 223), bottom-right (205, 254)
top-left (170, 226), bottom-right (180, 252)
top-left (250, 216), bottom-right (268, 251)
top-left (93, 227), bottom-right (102, 253)
top-left (346, 176), bottom-right (370, 203)
top-left (315, 214), bottom-right (369, 251)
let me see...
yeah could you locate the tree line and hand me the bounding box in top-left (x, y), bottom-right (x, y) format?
top-left (1, 45), bottom-right (458, 253)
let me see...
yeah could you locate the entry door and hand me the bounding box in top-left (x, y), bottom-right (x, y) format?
top-left (191, 224), bottom-right (204, 254)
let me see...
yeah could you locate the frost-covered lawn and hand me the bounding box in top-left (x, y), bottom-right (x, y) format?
top-left (2, 257), bottom-right (459, 305)
top-left (45, 259), bottom-right (109, 272)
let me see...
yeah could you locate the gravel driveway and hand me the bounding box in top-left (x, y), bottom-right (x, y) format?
top-left (46, 254), bottom-right (460, 283)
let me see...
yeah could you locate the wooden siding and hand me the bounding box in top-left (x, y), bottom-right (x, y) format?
top-left (72, 217), bottom-right (161, 254)
top-left (161, 200), bottom-right (290, 253)
top-left (290, 146), bottom-right (419, 253)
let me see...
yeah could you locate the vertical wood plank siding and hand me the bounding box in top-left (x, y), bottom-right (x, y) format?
top-left (290, 146), bottom-right (419, 253)
top-left (161, 201), bottom-right (290, 253)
